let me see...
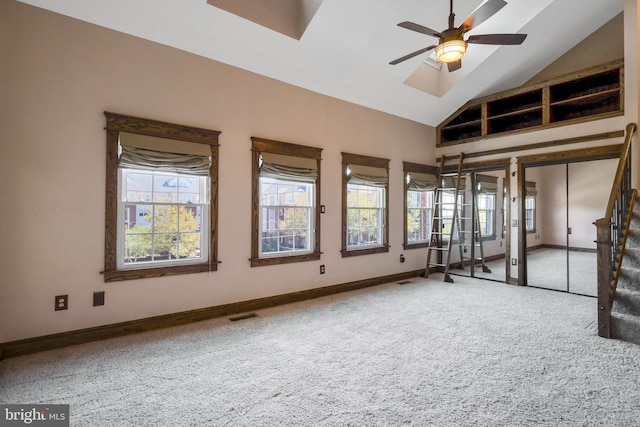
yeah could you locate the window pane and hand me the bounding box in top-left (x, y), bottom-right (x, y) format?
top-left (119, 168), bottom-right (209, 268)
top-left (407, 190), bottom-right (433, 243)
top-left (124, 171), bottom-right (152, 202)
top-left (178, 232), bottom-right (202, 259)
top-left (259, 177), bottom-right (314, 256)
top-left (154, 174), bottom-right (178, 202)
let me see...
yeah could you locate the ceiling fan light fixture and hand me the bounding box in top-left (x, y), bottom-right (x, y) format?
top-left (435, 39), bottom-right (467, 63)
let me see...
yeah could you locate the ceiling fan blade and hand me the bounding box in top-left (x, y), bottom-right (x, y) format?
top-left (460, 0), bottom-right (507, 32)
top-left (389, 45), bottom-right (437, 65)
top-left (467, 33), bottom-right (527, 45)
top-left (397, 21), bottom-right (442, 38)
top-left (447, 60), bottom-right (462, 72)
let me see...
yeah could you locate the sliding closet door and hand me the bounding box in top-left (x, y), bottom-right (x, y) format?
top-left (526, 164), bottom-right (568, 291)
top-left (567, 159), bottom-right (618, 296)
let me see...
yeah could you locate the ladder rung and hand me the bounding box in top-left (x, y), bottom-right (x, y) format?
top-left (428, 247), bottom-right (448, 251)
top-left (429, 263), bottom-right (447, 267)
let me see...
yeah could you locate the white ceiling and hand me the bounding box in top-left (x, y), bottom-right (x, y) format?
top-left (17, 0), bottom-right (623, 127)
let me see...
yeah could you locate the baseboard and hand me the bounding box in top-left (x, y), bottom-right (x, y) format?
top-left (0, 269), bottom-right (423, 360)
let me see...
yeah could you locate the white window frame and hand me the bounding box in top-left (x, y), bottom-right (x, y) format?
top-left (346, 183), bottom-right (386, 250)
top-left (117, 169), bottom-right (210, 269)
top-left (526, 196), bottom-right (536, 232)
top-left (258, 177), bottom-right (315, 258)
top-left (407, 189), bottom-right (434, 244)
top-left (476, 192), bottom-right (496, 239)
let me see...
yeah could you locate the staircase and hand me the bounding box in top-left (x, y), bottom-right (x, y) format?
top-left (611, 198), bottom-right (640, 345)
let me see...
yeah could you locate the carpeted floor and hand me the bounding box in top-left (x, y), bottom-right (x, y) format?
top-left (1, 275), bottom-right (639, 426)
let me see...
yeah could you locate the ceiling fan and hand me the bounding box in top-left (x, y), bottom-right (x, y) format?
top-left (390, 0), bottom-right (527, 72)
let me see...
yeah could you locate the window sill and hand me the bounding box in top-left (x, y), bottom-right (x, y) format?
top-left (250, 252), bottom-right (321, 267)
top-left (341, 245), bottom-right (389, 257)
top-left (403, 242), bottom-right (429, 250)
top-left (102, 262), bottom-right (218, 282)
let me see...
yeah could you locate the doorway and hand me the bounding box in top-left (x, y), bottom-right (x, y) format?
top-left (522, 158), bottom-right (618, 296)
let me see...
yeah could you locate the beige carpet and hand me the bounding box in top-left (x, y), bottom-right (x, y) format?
top-left (1, 275), bottom-right (639, 426)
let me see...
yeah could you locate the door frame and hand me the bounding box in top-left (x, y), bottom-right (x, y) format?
top-left (443, 158), bottom-right (511, 283)
top-left (516, 144), bottom-right (623, 286)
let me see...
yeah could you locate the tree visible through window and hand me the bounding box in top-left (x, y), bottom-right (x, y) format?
top-left (342, 153), bottom-right (389, 257)
top-left (103, 112), bottom-right (220, 282)
top-left (403, 162), bottom-right (438, 249)
top-left (260, 178), bottom-right (314, 255)
top-left (120, 170), bottom-right (208, 266)
top-left (251, 137), bottom-right (322, 267)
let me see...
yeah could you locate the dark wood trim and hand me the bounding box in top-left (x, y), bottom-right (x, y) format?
top-left (436, 130), bottom-right (624, 163)
top-left (104, 262), bottom-right (220, 282)
top-left (104, 129), bottom-right (119, 273)
top-left (442, 158), bottom-right (511, 174)
top-left (517, 144), bottom-right (623, 167)
top-left (251, 137), bottom-right (322, 159)
top-left (341, 245), bottom-right (390, 257)
top-left (104, 112), bottom-right (221, 145)
top-left (341, 152), bottom-right (391, 255)
top-left (342, 152), bottom-right (390, 169)
top-left (102, 112), bottom-right (220, 282)
top-left (250, 138), bottom-right (323, 267)
top-left (504, 163), bottom-right (511, 284)
top-left (0, 269), bottom-right (423, 360)
top-left (518, 161), bottom-right (526, 286)
top-left (402, 162), bottom-right (438, 175)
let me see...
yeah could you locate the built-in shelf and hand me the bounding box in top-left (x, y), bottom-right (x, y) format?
top-left (437, 60), bottom-right (623, 146)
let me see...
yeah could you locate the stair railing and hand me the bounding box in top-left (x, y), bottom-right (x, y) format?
top-left (595, 123), bottom-right (637, 338)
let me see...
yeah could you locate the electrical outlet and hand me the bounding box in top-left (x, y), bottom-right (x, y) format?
top-left (320, 265), bottom-right (325, 274)
top-left (511, 258), bottom-right (517, 266)
top-left (93, 291), bottom-right (105, 307)
top-left (400, 254), bottom-right (405, 263)
top-left (55, 295), bottom-right (68, 311)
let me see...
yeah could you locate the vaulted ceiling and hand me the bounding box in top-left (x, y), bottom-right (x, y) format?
top-left (17, 0), bottom-right (624, 126)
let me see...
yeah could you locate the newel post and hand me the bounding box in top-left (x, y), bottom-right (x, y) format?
top-left (595, 218), bottom-right (613, 338)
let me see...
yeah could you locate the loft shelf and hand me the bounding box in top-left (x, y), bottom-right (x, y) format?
top-left (437, 60), bottom-right (624, 146)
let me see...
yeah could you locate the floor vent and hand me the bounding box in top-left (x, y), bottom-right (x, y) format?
top-left (397, 281), bottom-right (412, 285)
top-left (229, 313), bottom-right (258, 321)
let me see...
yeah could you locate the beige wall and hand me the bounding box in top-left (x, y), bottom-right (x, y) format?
top-left (0, 1), bottom-right (435, 342)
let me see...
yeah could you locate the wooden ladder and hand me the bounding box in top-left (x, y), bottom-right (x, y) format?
top-left (425, 154), bottom-right (465, 283)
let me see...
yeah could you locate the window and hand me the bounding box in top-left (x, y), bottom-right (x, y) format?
top-left (119, 170), bottom-right (208, 267)
top-left (476, 174), bottom-right (498, 240)
top-left (525, 181), bottom-right (537, 233)
top-left (342, 153), bottom-right (389, 257)
top-left (403, 162), bottom-right (437, 249)
top-left (103, 112), bottom-right (220, 282)
top-left (441, 189), bottom-right (464, 242)
top-left (251, 138), bottom-right (322, 267)
top-left (502, 178), bottom-right (507, 239)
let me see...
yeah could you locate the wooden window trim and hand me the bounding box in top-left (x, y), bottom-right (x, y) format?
top-left (250, 137), bottom-right (322, 267)
top-left (342, 152), bottom-right (390, 257)
top-left (102, 112), bottom-right (220, 282)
